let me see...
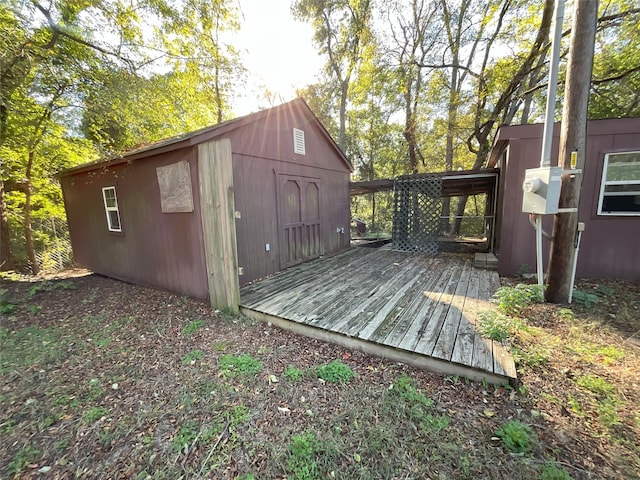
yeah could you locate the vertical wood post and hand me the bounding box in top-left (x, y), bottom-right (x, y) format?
top-left (546, 0), bottom-right (598, 303)
top-left (198, 138), bottom-right (240, 314)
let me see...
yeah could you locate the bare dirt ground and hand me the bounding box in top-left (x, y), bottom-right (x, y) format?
top-left (1, 271), bottom-right (638, 479)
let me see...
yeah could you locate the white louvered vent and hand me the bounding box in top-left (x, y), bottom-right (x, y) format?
top-left (293, 128), bottom-right (306, 155)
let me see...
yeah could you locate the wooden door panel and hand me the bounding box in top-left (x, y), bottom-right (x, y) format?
top-left (278, 175), bottom-right (322, 268)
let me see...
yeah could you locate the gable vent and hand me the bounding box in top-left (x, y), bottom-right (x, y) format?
top-left (293, 128), bottom-right (306, 155)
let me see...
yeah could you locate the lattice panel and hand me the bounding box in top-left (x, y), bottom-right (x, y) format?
top-left (392, 174), bottom-right (443, 255)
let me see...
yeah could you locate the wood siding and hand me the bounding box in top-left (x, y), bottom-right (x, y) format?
top-left (228, 101), bottom-right (350, 285)
top-left (493, 118), bottom-right (640, 280)
top-left (61, 148), bottom-right (210, 299)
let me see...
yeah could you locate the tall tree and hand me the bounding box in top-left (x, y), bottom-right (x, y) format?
top-left (1, 0), bottom-right (244, 272)
top-left (293, 0), bottom-right (373, 151)
top-left (385, 0), bottom-right (439, 174)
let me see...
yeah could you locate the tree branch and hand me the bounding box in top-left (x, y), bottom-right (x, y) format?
top-left (592, 65), bottom-right (640, 85)
top-left (31, 0), bottom-right (135, 68)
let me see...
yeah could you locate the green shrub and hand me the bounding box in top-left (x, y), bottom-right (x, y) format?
top-left (316, 360), bottom-right (354, 383)
top-left (572, 290), bottom-right (600, 308)
top-left (493, 284), bottom-right (544, 316)
top-left (477, 310), bottom-right (516, 342)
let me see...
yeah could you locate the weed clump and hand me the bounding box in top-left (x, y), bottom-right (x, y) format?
top-left (494, 420), bottom-right (535, 454)
top-left (539, 461), bottom-right (574, 480)
top-left (219, 353), bottom-right (263, 379)
top-left (316, 360), bottom-right (354, 383)
top-left (477, 311), bottom-right (518, 342)
top-left (493, 284), bottom-right (544, 316)
top-left (286, 431), bottom-right (321, 480)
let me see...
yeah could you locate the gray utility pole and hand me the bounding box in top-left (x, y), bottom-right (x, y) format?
top-left (546, 0), bottom-right (599, 304)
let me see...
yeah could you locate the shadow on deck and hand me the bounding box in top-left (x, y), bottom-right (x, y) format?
top-left (239, 247), bottom-right (516, 385)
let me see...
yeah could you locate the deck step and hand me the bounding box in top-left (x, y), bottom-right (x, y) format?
top-left (474, 252), bottom-right (498, 270)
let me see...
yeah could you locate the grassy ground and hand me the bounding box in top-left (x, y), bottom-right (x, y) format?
top-left (0, 271), bottom-right (638, 479)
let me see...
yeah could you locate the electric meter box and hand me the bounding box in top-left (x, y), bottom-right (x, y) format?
top-left (521, 166), bottom-right (562, 214)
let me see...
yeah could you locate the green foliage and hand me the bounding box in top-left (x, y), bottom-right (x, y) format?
top-left (182, 350), bottom-right (205, 366)
top-left (172, 420), bottom-right (200, 453)
top-left (83, 406), bottom-right (109, 423)
top-left (556, 308), bottom-right (574, 321)
top-left (0, 325), bottom-right (65, 373)
top-left (420, 414), bottom-right (451, 433)
top-left (218, 354), bottom-right (263, 379)
top-left (388, 375), bottom-right (435, 412)
top-left (575, 375), bottom-right (615, 397)
top-left (286, 431), bottom-right (321, 480)
top-left (182, 319), bottom-right (205, 336)
top-left (0, 288), bottom-right (16, 314)
top-left (598, 399), bottom-right (622, 429)
top-left (572, 290), bottom-right (600, 308)
top-left (315, 360), bottom-right (354, 383)
top-left (516, 264), bottom-right (531, 278)
top-left (494, 420), bottom-right (535, 454)
top-left (6, 445), bottom-right (40, 476)
top-left (477, 310), bottom-right (517, 342)
top-left (493, 284), bottom-right (545, 317)
top-left (539, 461), bottom-right (574, 480)
top-left (512, 345), bottom-right (550, 369)
top-left (26, 280), bottom-right (76, 298)
top-left (283, 365), bottom-right (304, 382)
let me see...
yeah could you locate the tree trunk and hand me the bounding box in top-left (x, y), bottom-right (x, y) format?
top-left (0, 177), bottom-right (14, 271)
top-left (24, 151), bottom-right (39, 275)
top-left (370, 192), bottom-right (376, 232)
top-left (338, 80), bottom-right (348, 151)
top-left (546, 0), bottom-right (598, 304)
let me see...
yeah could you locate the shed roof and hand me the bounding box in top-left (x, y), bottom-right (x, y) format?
top-left (60, 98), bottom-right (352, 176)
top-left (350, 169), bottom-right (499, 197)
top-left (488, 117), bottom-right (640, 168)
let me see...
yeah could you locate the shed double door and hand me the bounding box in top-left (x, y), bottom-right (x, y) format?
top-left (278, 175), bottom-right (322, 268)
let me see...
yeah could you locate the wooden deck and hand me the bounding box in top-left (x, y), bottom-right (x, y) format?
top-left (240, 247), bottom-right (517, 384)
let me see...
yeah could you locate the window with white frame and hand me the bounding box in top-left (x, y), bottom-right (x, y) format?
top-left (102, 186), bottom-right (122, 231)
top-left (598, 151), bottom-right (640, 215)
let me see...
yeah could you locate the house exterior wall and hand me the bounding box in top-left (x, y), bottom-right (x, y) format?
top-left (494, 118), bottom-right (640, 280)
top-left (61, 148), bottom-right (210, 299)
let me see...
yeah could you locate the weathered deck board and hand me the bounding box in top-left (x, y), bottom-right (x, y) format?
top-left (450, 269), bottom-right (481, 367)
top-left (239, 247), bottom-right (516, 384)
top-left (431, 263), bottom-right (472, 361)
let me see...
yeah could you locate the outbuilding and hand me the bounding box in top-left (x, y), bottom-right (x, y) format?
top-left (488, 117), bottom-right (640, 280)
top-left (60, 99), bottom-right (353, 311)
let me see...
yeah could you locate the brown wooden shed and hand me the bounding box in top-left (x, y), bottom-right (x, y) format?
top-left (60, 99), bottom-right (353, 311)
top-left (488, 117), bottom-right (640, 280)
